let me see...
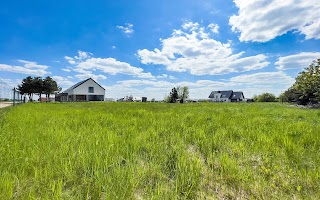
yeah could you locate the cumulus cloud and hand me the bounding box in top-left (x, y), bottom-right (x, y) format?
top-left (208, 23), bottom-right (219, 33)
top-left (65, 51), bottom-right (155, 80)
top-left (229, 0), bottom-right (320, 42)
top-left (0, 60), bottom-right (50, 76)
top-left (117, 23), bottom-right (134, 35)
top-left (230, 71), bottom-right (294, 84)
top-left (52, 76), bottom-right (74, 87)
top-left (182, 22), bottom-right (200, 31)
top-left (138, 22), bottom-right (269, 75)
top-left (75, 73), bottom-right (107, 81)
top-left (299, 20), bottom-right (320, 39)
top-left (275, 52), bottom-right (320, 70)
top-left (64, 56), bottom-right (76, 65)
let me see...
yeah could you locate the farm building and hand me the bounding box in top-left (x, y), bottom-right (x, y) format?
top-left (209, 90), bottom-right (245, 102)
top-left (55, 78), bottom-right (105, 102)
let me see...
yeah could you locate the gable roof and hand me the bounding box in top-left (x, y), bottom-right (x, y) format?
top-left (64, 78), bottom-right (105, 92)
top-left (231, 92), bottom-right (244, 100)
top-left (209, 90), bottom-right (233, 98)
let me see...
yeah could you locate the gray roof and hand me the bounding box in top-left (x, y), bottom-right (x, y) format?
top-left (231, 92), bottom-right (244, 100)
top-left (208, 90), bottom-right (233, 98)
top-left (63, 78), bottom-right (105, 92)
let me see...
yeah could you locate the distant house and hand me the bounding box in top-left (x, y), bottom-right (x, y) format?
top-left (55, 78), bottom-right (105, 102)
top-left (209, 90), bottom-right (245, 102)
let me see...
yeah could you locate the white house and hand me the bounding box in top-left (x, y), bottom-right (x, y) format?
top-left (209, 90), bottom-right (245, 102)
top-left (55, 78), bottom-right (105, 102)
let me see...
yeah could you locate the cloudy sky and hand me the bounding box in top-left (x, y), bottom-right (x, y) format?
top-left (1, 0), bottom-right (320, 99)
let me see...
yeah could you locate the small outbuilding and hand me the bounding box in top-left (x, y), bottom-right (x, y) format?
top-left (55, 78), bottom-right (105, 102)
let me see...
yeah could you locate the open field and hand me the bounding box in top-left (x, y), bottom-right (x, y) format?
top-left (0, 103), bottom-right (319, 199)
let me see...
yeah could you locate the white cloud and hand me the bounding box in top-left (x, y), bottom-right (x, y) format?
top-left (182, 22), bottom-right (200, 31)
top-left (52, 76), bottom-right (74, 87)
top-left (230, 71), bottom-right (294, 84)
top-left (62, 68), bottom-right (71, 72)
top-left (0, 78), bottom-right (22, 88)
top-left (229, 0), bottom-right (320, 42)
top-left (229, 72), bottom-right (295, 97)
top-left (138, 22), bottom-right (269, 75)
top-left (105, 79), bottom-right (232, 100)
top-left (75, 50), bottom-right (92, 60)
top-left (105, 70), bottom-right (295, 100)
top-left (299, 20), bottom-right (320, 39)
top-left (75, 73), bottom-right (107, 81)
top-left (275, 52), bottom-right (320, 70)
top-left (0, 60), bottom-right (50, 76)
top-left (117, 23), bottom-right (134, 35)
top-left (64, 56), bottom-right (76, 64)
top-left (65, 51), bottom-right (155, 80)
top-left (208, 23), bottom-right (219, 33)
top-left (138, 49), bottom-right (171, 65)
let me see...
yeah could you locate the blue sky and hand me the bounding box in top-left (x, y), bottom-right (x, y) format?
top-left (1, 0), bottom-right (320, 99)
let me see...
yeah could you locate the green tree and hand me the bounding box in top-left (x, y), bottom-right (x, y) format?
top-left (165, 86), bottom-right (189, 103)
top-left (177, 86), bottom-right (189, 103)
top-left (255, 93), bottom-right (276, 102)
top-left (282, 59), bottom-right (320, 105)
top-left (168, 87), bottom-right (178, 103)
top-left (32, 77), bottom-right (44, 101)
top-left (18, 76), bottom-right (34, 101)
top-left (43, 76), bottom-right (60, 101)
top-left (18, 76), bottom-right (60, 102)
top-left (293, 59), bottom-right (320, 104)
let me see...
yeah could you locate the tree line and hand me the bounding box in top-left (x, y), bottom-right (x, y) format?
top-left (18, 76), bottom-right (61, 102)
top-left (281, 59), bottom-right (320, 105)
top-left (241, 59), bottom-right (319, 104)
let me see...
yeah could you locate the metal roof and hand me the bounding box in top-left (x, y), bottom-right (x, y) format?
top-left (63, 78), bottom-right (105, 93)
top-left (231, 92), bottom-right (244, 100)
top-left (208, 90), bottom-right (233, 98)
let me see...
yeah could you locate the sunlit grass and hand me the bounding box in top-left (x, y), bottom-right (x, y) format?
top-left (0, 102), bottom-right (319, 199)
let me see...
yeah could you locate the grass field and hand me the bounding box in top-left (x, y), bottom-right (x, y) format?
top-left (0, 102), bottom-right (319, 199)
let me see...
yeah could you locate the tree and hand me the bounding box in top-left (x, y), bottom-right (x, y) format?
top-left (18, 76), bottom-right (34, 101)
top-left (177, 86), bottom-right (189, 103)
top-left (294, 59), bottom-right (320, 104)
top-left (18, 76), bottom-right (60, 102)
top-left (169, 87), bottom-right (178, 103)
top-left (43, 76), bottom-right (60, 101)
top-left (255, 93), bottom-right (276, 102)
top-left (283, 59), bottom-right (320, 105)
top-left (33, 77), bottom-right (44, 100)
top-left (165, 86), bottom-right (189, 103)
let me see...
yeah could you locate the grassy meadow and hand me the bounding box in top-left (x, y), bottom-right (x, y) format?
top-left (0, 102), bottom-right (319, 199)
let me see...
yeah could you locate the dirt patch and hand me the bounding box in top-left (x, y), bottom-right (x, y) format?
top-left (0, 102), bottom-right (13, 108)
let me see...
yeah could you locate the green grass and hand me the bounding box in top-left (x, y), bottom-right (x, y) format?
top-left (0, 102), bottom-right (319, 199)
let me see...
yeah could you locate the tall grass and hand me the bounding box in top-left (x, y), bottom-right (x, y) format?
top-left (0, 102), bottom-right (319, 199)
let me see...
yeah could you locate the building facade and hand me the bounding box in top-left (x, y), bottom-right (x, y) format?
top-left (55, 78), bottom-right (105, 102)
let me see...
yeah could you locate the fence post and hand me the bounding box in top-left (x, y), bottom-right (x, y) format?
top-left (13, 87), bottom-right (16, 106)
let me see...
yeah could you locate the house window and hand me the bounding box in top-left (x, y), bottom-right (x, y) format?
top-left (88, 87), bottom-right (94, 93)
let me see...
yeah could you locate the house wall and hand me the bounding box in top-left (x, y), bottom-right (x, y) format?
top-left (73, 79), bottom-right (105, 97)
top-left (221, 98), bottom-right (231, 102)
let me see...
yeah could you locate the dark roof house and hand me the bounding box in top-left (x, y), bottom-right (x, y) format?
top-left (209, 90), bottom-right (245, 102)
top-left (56, 78), bottom-right (105, 102)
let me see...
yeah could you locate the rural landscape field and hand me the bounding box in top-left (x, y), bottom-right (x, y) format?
top-left (0, 102), bottom-right (319, 199)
